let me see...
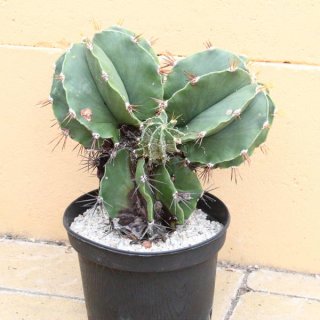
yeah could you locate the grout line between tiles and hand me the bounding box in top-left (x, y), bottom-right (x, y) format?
top-left (248, 289), bottom-right (320, 303)
top-left (223, 270), bottom-right (251, 320)
top-left (0, 286), bottom-right (84, 302)
top-left (217, 260), bottom-right (320, 278)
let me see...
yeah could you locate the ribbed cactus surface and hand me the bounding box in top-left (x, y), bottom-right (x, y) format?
top-left (48, 26), bottom-right (275, 238)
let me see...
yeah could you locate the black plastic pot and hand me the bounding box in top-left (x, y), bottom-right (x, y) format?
top-left (64, 191), bottom-right (230, 320)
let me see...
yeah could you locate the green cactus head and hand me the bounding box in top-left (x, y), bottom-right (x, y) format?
top-left (46, 26), bottom-right (275, 240)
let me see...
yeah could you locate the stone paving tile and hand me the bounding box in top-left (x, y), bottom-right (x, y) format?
top-left (0, 240), bottom-right (83, 297)
top-left (230, 292), bottom-right (320, 320)
top-left (0, 291), bottom-right (86, 320)
top-left (247, 269), bottom-right (320, 300)
top-left (4, 239), bottom-right (320, 320)
top-left (213, 268), bottom-right (245, 319)
top-left (0, 240), bottom-right (246, 319)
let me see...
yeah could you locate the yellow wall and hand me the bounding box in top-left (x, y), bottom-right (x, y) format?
top-left (1, 0), bottom-right (319, 273)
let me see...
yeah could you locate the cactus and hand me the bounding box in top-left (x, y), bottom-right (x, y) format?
top-left (46, 25), bottom-right (275, 240)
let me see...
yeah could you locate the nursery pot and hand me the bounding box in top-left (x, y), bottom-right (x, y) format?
top-left (64, 191), bottom-right (230, 320)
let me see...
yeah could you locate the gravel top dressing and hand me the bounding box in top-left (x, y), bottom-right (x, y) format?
top-left (71, 207), bottom-right (223, 252)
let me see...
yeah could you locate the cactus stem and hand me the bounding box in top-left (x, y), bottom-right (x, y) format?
top-left (37, 96), bottom-right (53, 108)
top-left (226, 109), bottom-right (233, 116)
top-left (231, 166), bottom-right (242, 184)
top-left (49, 128), bottom-right (69, 151)
top-left (80, 108), bottom-right (93, 122)
top-left (101, 71), bottom-right (109, 82)
top-left (240, 149), bottom-right (251, 165)
top-left (204, 40), bottom-right (214, 50)
top-left (184, 71), bottom-right (200, 85)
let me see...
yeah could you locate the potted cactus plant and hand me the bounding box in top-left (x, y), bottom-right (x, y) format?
top-left (44, 25), bottom-right (274, 320)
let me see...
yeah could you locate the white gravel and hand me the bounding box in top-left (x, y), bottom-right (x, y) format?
top-left (70, 207), bottom-right (223, 252)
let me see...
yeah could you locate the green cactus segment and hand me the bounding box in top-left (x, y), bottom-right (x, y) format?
top-left (166, 159), bottom-right (203, 219)
top-left (51, 54), bottom-right (69, 122)
top-left (181, 92), bottom-right (270, 164)
top-left (99, 149), bottom-right (135, 218)
top-left (153, 165), bottom-right (185, 224)
top-left (85, 43), bottom-right (140, 126)
top-left (50, 55), bottom-right (93, 148)
top-left (86, 43), bottom-right (128, 100)
top-left (164, 49), bottom-right (248, 99)
top-left (256, 95), bottom-right (275, 143)
top-left (166, 69), bottom-right (252, 126)
top-left (62, 44), bottom-right (119, 141)
top-left (245, 95), bottom-right (275, 152)
top-left (217, 95), bottom-right (275, 169)
top-left (109, 25), bottom-right (159, 64)
top-left (93, 30), bottom-right (163, 120)
top-left (180, 83), bottom-right (258, 142)
top-left (135, 159), bottom-right (154, 222)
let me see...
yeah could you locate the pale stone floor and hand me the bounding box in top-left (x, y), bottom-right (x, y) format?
top-left (0, 237), bottom-right (319, 320)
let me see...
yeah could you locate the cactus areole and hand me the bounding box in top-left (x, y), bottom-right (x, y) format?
top-left (47, 26), bottom-right (275, 242)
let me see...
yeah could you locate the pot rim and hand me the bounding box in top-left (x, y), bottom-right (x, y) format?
top-left (64, 190), bottom-right (230, 257)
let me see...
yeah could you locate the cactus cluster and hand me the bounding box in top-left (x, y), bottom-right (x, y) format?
top-left (45, 26), bottom-right (275, 240)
